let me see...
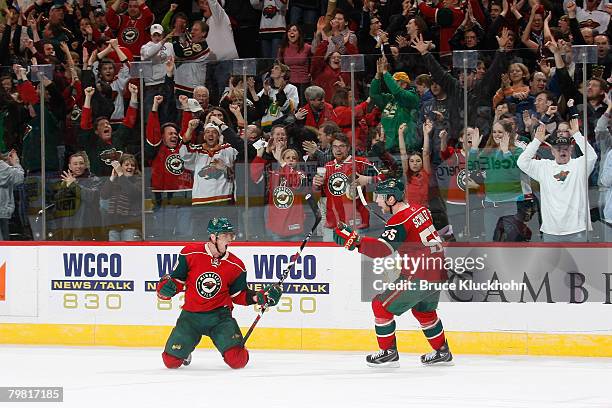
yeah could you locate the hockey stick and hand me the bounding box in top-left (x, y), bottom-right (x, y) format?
top-left (242, 193), bottom-right (322, 346)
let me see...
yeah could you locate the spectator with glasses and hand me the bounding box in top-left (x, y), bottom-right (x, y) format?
top-left (358, 14), bottom-right (392, 82)
top-left (312, 133), bottom-right (383, 241)
top-left (449, 5), bottom-right (485, 52)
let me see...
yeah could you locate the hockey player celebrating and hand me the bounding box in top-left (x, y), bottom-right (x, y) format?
top-left (156, 217), bottom-right (282, 369)
top-left (333, 179), bottom-right (453, 367)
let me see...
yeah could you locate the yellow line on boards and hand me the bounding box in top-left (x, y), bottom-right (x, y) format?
top-left (1, 324), bottom-right (611, 357)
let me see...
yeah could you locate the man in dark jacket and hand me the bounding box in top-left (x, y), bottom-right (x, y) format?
top-left (411, 30), bottom-right (511, 139)
top-left (78, 85), bottom-right (139, 177)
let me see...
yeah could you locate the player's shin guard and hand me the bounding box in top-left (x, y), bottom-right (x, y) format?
top-left (223, 346), bottom-right (249, 369)
top-left (411, 310), bottom-right (446, 350)
top-left (372, 298), bottom-right (396, 350)
top-left (162, 352), bottom-right (184, 369)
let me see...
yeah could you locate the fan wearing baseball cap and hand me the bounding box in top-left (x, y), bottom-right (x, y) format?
top-left (517, 117), bottom-right (597, 242)
top-left (150, 24), bottom-right (163, 36)
top-left (392, 72), bottom-right (411, 84)
top-left (369, 57), bottom-right (419, 154)
top-left (179, 115), bottom-right (239, 239)
top-left (141, 23), bottom-right (175, 123)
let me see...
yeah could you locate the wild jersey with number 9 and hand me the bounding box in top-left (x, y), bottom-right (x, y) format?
top-left (378, 204), bottom-right (446, 282)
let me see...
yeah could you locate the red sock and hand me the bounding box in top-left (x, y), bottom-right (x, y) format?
top-left (412, 310), bottom-right (446, 350)
top-left (372, 298), bottom-right (396, 350)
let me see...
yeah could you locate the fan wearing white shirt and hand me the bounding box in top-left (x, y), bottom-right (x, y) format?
top-left (517, 119), bottom-right (598, 242)
top-left (141, 24), bottom-right (176, 121)
top-left (198, 0), bottom-right (239, 100)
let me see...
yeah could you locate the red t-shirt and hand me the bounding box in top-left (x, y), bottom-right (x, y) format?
top-left (405, 169), bottom-right (429, 206)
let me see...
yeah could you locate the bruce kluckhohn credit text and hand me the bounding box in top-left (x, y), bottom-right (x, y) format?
top-left (370, 253), bottom-right (527, 292)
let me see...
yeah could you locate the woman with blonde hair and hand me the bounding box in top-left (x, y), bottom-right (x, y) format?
top-left (100, 154), bottom-right (142, 241)
top-left (467, 119), bottom-right (526, 239)
top-left (219, 78), bottom-right (261, 131)
top-left (251, 146), bottom-right (307, 240)
top-left (493, 63), bottom-right (531, 108)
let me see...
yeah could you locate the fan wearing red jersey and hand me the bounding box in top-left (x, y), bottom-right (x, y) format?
top-left (334, 178), bottom-right (453, 367)
top-left (156, 217), bottom-right (282, 369)
top-left (312, 132), bottom-right (384, 241)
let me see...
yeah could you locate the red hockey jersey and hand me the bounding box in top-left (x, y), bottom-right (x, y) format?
top-left (359, 204), bottom-right (447, 282)
top-left (106, 4), bottom-right (154, 59)
top-left (250, 157), bottom-right (306, 236)
top-left (146, 111), bottom-right (193, 192)
top-left (170, 243), bottom-right (249, 312)
top-left (321, 156), bottom-right (383, 229)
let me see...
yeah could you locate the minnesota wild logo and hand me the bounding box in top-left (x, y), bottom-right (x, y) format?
top-left (553, 170), bottom-right (570, 182)
top-left (457, 169), bottom-right (467, 191)
top-left (122, 27), bottom-right (139, 44)
top-left (328, 172), bottom-right (349, 196)
top-left (273, 185), bottom-right (294, 209)
top-left (196, 272), bottom-right (222, 299)
top-left (165, 154), bottom-right (184, 175)
top-left (198, 164), bottom-right (223, 180)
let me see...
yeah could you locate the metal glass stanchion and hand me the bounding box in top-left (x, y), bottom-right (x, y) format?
top-left (340, 54), bottom-right (365, 229)
top-left (30, 64), bottom-right (54, 241)
top-left (452, 50), bottom-right (477, 240)
top-left (571, 45), bottom-right (597, 242)
top-left (232, 59), bottom-right (257, 240)
top-left (129, 61), bottom-right (153, 240)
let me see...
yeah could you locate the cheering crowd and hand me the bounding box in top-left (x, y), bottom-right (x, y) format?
top-left (0, 0), bottom-right (610, 242)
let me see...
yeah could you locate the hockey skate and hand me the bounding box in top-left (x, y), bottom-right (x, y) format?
top-left (366, 348), bottom-right (400, 368)
top-left (182, 354), bottom-right (192, 366)
top-left (420, 341), bottom-right (453, 365)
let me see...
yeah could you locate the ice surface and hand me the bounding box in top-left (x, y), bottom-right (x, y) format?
top-left (0, 346), bottom-right (611, 408)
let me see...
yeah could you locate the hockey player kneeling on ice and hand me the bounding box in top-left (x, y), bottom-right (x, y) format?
top-left (333, 179), bottom-right (452, 367)
top-left (156, 217), bottom-right (282, 369)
